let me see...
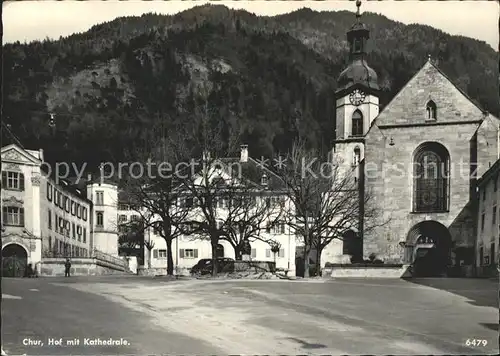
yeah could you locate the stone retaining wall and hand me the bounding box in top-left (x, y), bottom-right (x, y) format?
top-left (230, 260), bottom-right (275, 273)
top-left (40, 258), bottom-right (130, 277)
top-left (322, 264), bottom-right (411, 278)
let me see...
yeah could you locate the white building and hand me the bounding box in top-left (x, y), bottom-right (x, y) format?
top-left (86, 176), bottom-right (119, 256)
top-left (118, 145), bottom-right (297, 275)
top-left (1, 143), bottom-right (120, 277)
top-left (476, 159), bottom-right (500, 276)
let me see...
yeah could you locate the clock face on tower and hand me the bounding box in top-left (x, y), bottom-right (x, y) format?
top-left (349, 89), bottom-right (366, 106)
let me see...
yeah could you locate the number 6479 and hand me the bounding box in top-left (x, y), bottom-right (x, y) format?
top-left (465, 339), bottom-right (488, 347)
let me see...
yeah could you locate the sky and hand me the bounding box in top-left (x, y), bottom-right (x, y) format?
top-left (2, 0), bottom-right (499, 50)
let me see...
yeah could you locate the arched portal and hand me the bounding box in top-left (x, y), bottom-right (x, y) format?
top-left (2, 243), bottom-right (28, 278)
top-left (216, 244), bottom-right (224, 258)
top-left (406, 221), bottom-right (452, 277)
top-left (342, 229), bottom-right (362, 263)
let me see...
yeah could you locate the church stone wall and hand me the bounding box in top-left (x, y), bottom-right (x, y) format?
top-left (476, 116), bottom-right (500, 179)
top-left (364, 122), bottom-right (481, 262)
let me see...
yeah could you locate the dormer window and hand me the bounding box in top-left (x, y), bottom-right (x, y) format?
top-left (426, 100), bottom-right (437, 120)
top-left (261, 173), bottom-right (268, 186)
top-left (351, 110), bottom-right (363, 136)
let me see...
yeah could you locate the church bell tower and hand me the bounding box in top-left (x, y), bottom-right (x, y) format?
top-left (332, 0), bottom-right (380, 177)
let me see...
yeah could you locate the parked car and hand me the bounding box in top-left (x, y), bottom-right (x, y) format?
top-left (190, 257), bottom-right (234, 275)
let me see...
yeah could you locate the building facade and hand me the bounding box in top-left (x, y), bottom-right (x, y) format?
top-left (86, 177), bottom-right (119, 257)
top-left (476, 160), bottom-right (499, 276)
top-left (322, 4), bottom-right (500, 277)
top-left (1, 143), bottom-right (121, 277)
top-left (117, 146), bottom-right (298, 275)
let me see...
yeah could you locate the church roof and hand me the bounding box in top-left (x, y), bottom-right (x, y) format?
top-left (371, 58), bottom-right (490, 129)
top-left (337, 59), bottom-right (379, 93)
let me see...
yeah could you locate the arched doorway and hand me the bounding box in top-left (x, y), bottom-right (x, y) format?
top-left (406, 221), bottom-right (452, 277)
top-left (216, 244), bottom-right (224, 258)
top-left (2, 243), bottom-right (28, 278)
top-left (342, 229), bottom-right (362, 263)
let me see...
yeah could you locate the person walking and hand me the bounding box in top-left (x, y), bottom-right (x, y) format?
top-left (64, 258), bottom-right (71, 277)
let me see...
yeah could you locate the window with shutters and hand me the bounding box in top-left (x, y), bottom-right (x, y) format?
top-left (76, 204), bottom-right (81, 218)
top-left (251, 248), bottom-right (256, 258)
top-left (47, 182), bottom-right (53, 201)
top-left (49, 235), bottom-right (52, 249)
top-left (83, 228), bottom-right (86, 243)
top-left (82, 207), bottom-right (88, 221)
top-left (3, 207), bottom-right (25, 226)
top-left (48, 209), bottom-right (52, 230)
top-left (77, 226), bottom-right (82, 241)
top-left (272, 222), bottom-right (285, 234)
top-left (157, 249), bottom-right (167, 258)
top-left (118, 214), bottom-right (127, 223)
top-left (72, 223), bottom-right (76, 239)
top-left (2, 171), bottom-right (25, 191)
top-left (179, 249), bottom-right (198, 258)
top-left (71, 201), bottom-right (76, 215)
top-left (413, 142), bottom-right (449, 213)
top-left (96, 211), bottom-right (104, 227)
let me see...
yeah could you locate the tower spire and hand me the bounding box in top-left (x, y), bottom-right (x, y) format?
top-left (356, 0), bottom-right (362, 22)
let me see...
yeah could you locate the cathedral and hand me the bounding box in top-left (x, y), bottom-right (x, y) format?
top-left (327, 2), bottom-right (500, 277)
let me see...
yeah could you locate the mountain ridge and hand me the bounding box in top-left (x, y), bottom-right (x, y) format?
top-left (3, 4), bottom-right (498, 171)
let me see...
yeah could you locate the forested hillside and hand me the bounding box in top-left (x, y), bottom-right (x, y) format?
top-left (2, 4), bottom-right (498, 170)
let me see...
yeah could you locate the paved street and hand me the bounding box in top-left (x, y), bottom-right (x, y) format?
top-left (2, 276), bottom-right (498, 355)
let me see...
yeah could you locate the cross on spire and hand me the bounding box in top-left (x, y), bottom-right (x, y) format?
top-left (356, 0), bottom-right (362, 21)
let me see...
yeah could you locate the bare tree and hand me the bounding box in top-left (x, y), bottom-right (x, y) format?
top-left (143, 239), bottom-right (155, 269)
top-left (219, 181), bottom-right (286, 260)
top-left (166, 86), bottom-right (241, 277)
top-left (274, 139), bottom-right (387, 277)
top-left (122, 119), bottom-right (191, 276)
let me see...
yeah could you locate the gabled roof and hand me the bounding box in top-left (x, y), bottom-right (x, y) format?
top-left (478, 157), bottom-right (500, 188)
top-left (370, 58), bottom-right (488, 130)
top-left (218, 157), bottom-right (286, 191)
top-left (1, 144), bottom-right (42, 166)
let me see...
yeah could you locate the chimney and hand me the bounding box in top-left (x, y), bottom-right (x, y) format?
top-left (240, 144), bottom-right (248, 163)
